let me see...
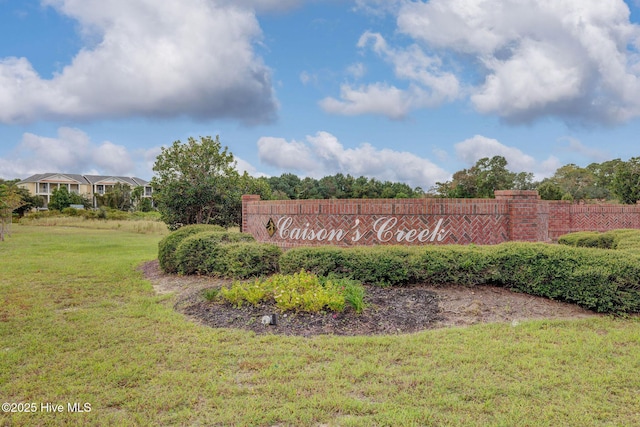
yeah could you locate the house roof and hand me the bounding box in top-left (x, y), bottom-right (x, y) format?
top-left (84, 175), bottom-right (138, 186)
top-left (131, 177), bottom-right (150, 186)
top-left (19, 173), bottom-right (90, 184)
top-left (19, 173), bottom-right (150, 187)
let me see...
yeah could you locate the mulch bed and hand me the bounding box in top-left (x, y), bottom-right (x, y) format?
top-left (176, 285), bottom-right (441, 337)
top-left (141, 260), bottom-right (599, 337)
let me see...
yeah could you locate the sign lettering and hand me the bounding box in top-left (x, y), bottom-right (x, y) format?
top-left (274, 216), bottom-right (449, 244)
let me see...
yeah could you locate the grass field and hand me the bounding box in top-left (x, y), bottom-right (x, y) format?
top-left (1, 224), bottom-right (640, 426)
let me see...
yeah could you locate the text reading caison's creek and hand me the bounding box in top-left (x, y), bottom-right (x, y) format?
top-left (275, 216), bottom-right (449, 244)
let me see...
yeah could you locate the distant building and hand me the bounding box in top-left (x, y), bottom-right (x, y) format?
top-left (18, 173), bottom-right (153, 208)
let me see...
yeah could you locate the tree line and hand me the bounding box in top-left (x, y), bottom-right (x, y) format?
top-left (2, 136), bottom-right (639, 233)
top-left (150, 136), bottom-right (640, 230)
top-left (432, 156), bottom-right (640, 203)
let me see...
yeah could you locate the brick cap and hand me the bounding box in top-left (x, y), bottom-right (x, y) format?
top-left (242, 194), bottom-right (261, 202)
top-left (494, 190), bottom-right (540, 199)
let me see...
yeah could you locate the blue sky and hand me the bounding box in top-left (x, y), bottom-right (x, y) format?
top-left (1, 0), bottom-right (640, 189)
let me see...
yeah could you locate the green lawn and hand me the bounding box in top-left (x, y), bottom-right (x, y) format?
top-left (1, 225), bottom-right (639, 426)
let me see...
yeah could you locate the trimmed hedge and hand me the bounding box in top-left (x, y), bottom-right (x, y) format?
top-left (559, 229), bottom-right (640, 256)
top-left (157, 224), bottom-right (225, 273)
top-left (557, 231), bottom-right (617, 249)
top-left (280, 242), bottom-right (640, 313)
top-left (490, 243), bottom-right (640, 313)
top-left (165, 230), bottom-right (280, 279)
top-left (219, 242), bottom-right (281, 279)
top-left (279, 245), bottom-right (494, 287)
top-left (173, 231), bottom-right (255, 275)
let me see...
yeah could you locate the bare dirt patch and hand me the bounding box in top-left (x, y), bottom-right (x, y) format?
top-left (140, 260), bottom-right (599, 336)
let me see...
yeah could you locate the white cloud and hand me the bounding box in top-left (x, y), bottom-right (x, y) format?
top-left (235, 156), bottom-right (268, 178)
top-left (353, 0), bottom-right (404, 16)
top-left (299, 71), bottom-right (317, 86)
top-left (19, 127), bottom-right (92, 172)
top-left (0, 0), bottom-right (277, 124)
top-left (258, 131), bottom-right (450, 188)
top-left (0, 127), bottom-right (146, 179)
top-left (319, 83), bottom-right (413, 119)
top-left (455, 135), bottom-right (561, 179)
top-left (257, 137), bottom-right (320, 172)
top-left (321, 32), bottom-right (461, 119)
top-left (93, 141), bottom-right (136, 176)
top-left (346, 62), bottom-right (366, 79)
top-left (221, 0), bottom-right (302, 13)
top-left (352, 0), bottom-right (640, 125)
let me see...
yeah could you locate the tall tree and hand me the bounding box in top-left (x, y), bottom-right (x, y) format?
top-left (536, 181), bottom-right (564, 200)
top-left (151, 135), bottom-right (240, 229)
top-left (611, 157), bottom-right (640, 204)
top-left (99, 183), bottom-right (133, 211)
top-left (0, 181), bottom-right (27, 240)
top-left (551, 164), bottom-right (598, 201)
top-left (48, 186), bottom-right (90, 211)
top-left (224, 173), bottom-right (272, 226)
top-left (586, 159), bottom-right (623, 201)
top-left (434, 156), bottom-right (527, 198)
top-left (267, 173), bottom-right (301, 199)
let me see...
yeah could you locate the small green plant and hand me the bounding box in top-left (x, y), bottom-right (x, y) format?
top-left (342, 278), bottom-right (367, 314)
top-left (202, 288), bottom-right (220, 301)
top-left (218, 271), bottom-right (366, 314)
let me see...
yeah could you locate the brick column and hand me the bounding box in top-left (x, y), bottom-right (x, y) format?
top-left (241, 194), bottom-right (261, 233)
top-left (494, 190), bottom-right (546, 242)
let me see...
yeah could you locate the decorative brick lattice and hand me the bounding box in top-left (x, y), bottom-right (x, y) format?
top-left (243, 192), bottom-right (640, 248)
top-left (547, 201), bottom-right (640, 240)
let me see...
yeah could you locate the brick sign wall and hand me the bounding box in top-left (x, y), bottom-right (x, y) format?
top-left (243, 191), bottom-right (640, 248)
top-left (244, 191), bottom-right (551, 248)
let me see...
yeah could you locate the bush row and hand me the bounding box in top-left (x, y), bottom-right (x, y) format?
top-left (24, 208), bottom-right (162, 222)
top-left (559, 229), bottom-right (640, 256)
top-left (160, 226), bottom-right (640, 313)
top-left (158, 225), bottom-right (281, 278)
top-left (158, 224), bottom-right (226, 273)
top-left (279, 243), bottom-right (640, 314)
top-left (557, 231), bottom-right (618, 249)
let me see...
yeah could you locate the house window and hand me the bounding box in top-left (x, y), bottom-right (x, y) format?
top-left (97, 185), bottom-right (104, 194)
top-left (145, 187), bottom-right (152, 197)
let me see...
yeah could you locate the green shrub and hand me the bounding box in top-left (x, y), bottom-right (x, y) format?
top-left (475, 242), bottom-right (640, 313)
top-left (157, 224), bottom-right (226, 273)
top-left (219, 242), bottom-right (281, 279)
top-left (130, 211), bottom-right (162, 221)
top-left (558, 231), bottom-right (617, 249)
top-left (279, 246), bottom-right (346, 277)
top-left (342, 279), bottom-right (366, 313)
top-left (61, 207), bottom-right (82, 216)
top-left (81, 210), bottom-right (99, 220)
top-left (203, 288), bottom-right (220, 302)
top-left (218, 271), bottom-right (365, 313)
top-left (281, 245), bottom-right (493, 287)
top-left (21, 209), bottom-right (63, 221)
top-left (173, 231), bottom-right (256, 276)
top-left (407, 245), bottom-right (495, 286)
top-left (96, 208), bottom-right (108, 220)
top-left (279, 241), bottom-right (640, 314)
top-left (104, 209), bottom-right (130, 220)
top-left (341, 246), bottom-right (411, 286)
top-left (603, 229), bottom-right (640, 255)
